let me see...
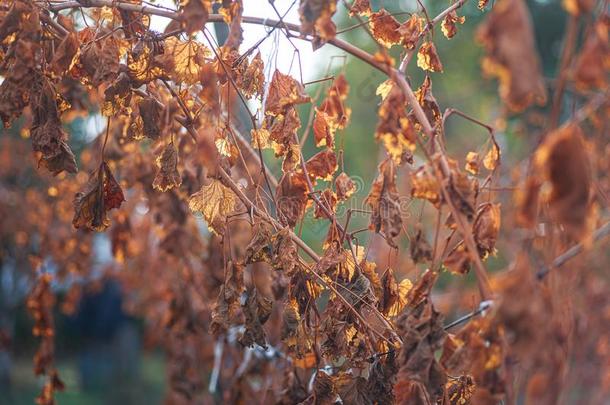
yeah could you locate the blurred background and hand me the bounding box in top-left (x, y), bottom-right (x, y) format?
top-left (0, 0), bottom-right (574, 403)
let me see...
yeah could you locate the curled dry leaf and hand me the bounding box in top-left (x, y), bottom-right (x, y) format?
top-left (299, 0), bottom-right (338, 43)
top-left (138, 97), bottom-right (163, 140)
top-left (305, 148), bottom-right (338, 182)
top-left (465, 151), bottom-right (480, 175)
top-left (473, 203), bottom-right (501, 258)
top-left (265, 69), bottom-right (311, 116)
top-left (376, 83), bottom-right (417, 165)
top-left (476, 0), bottom-right (547, 111)
top-left (535, 123), bottom-right (591, 237)
top-left (417, 41), bottom-right (444, 72)
top-left (398, 15), bottom-right (422, 50)
top-left (236, 52), bottom-right (265, 98)
top-left (441, 11), bottom-right (465, 39)
top-left (188, 179), bottom-right (237, 235)
top-left (444, 375), bottom-right (476, 405)
top-left (349, 0), bottom-right (372, 16)
top-left (276, 171), bottom-right (309, 228)
top-left (443, 241), bottom-right (471, 275)
top-left (239, 286), bottom-right (273, 348)
top-left (314, 74), bottom-right (351, 148)
top-left (410, 226), bottom-right (433, 264)
top-left (334, 172), bottom-right (355, 201)
top-left (394, 270), bottom-right (446, 404)
top-left (369, 9), bottom-right (403, 48)
top-left (379, 268), bottom-right (413, 317)
top-left (180, 0), bottom-right (211, 35)
top-left (365, 158), bottom-right (403, 248)
top-left (73, 162), bottom-right (125, 232)
top-left (51, 32), bottom-right (80, 75)
top-left (411, 164), bottom-right (441, 207)
top-left (153, 142), bottom-right (182, 192)
top-left (412, 76), bottom-right (442, 133)
top-left (572, 17), bottom-right (609, 91)
top-left (30, 76), bottom-right (77, 175)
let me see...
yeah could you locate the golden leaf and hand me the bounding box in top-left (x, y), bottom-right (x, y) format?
top-left (188, 179), bottom-right (237, 235)
top-left (465, 151), bottom-right (480, 175)
top-left (417, 41), bottom-right (444, 72)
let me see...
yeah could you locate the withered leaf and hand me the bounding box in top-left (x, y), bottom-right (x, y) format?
top-left (265, 70), bottom-right (311, 116)
top-left (138, 97), bottom-right (163, 140)
top-left (276, 171), bottom-right (309, 228)
top-left (441, 11), bottom-right (465, 40)
top-left (535, 123), bottom-right (591, 237)
top-left (51, 32), bottom-right (80, 75)
top-left (572, 18), bottom-right (609, 91)
top-left (306, 148), bottom-right (338, 182)
top-left (417, 41), bottom-right (444, 72)
top-left (180, 0), bottom-right (211, 35)
top-left (349, 0), bottom-right (372, 16)
top-left (299, 0), bottom-right (338, 42)
top-left (410, 226), bottom-right (433, 264)
top-left (30, 76), bottom-right (77, 175)
top-left (334, 172), bottom-right (355, 201)
top-left (314, 74), bottom-right (351, 148)
top-left (239, 287), bottom-right (272, 348)
top-left (245, 220), bottom-right (274, 264)
top-left (153, 142), bottom-right (182, 192)
top-left (398, 15), bottom-right (422, 50)
top-left (473, 203), bottom-right (501, 258)
top-left (188, 179), bottom-right (237, 235)
top-left (365, 158), bottom-right (403, 248)
top-left (236, 52), bottom-right (265, 98)
top-left (73, 162), bottom-right (125, 232)
top-left (476, 0), bottom-right (547, 111)
top-left (376, 83), bottom-right (417, 164)
top-left (369, 9), bottom-right (403, 48)
top-left (394, 270), bottom-right (446, 404)
top-left (443, 241), bottom-right (470, 275)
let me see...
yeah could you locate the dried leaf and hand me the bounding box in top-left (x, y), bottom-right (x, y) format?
top-left (369, 9), bottom-right (403, 48)
top-left (276, 171), bottom-right (309, 227)
top-left (188, 179), bottom-right (237, 235)
top-left (477, 0), bottom-right (547, 111)
top-left (265, 70), bottom-right (310, 116)
top-left (153, 142), bottom-right (182, 192)
top-left (334, 172), bottom-right (356, 201)
top-left (376, 83), bottom-right (416, 164)
top-left (239, 287), bottom-right (272, 348)
top-left (417, 42), bottom-right (444, 72)
top-left (306, 148), bottom-right (338, 182)
top-left (73, 162), bottom-right (125, 232)
top-left (535, 123), bottom-right (591, 236)
top-left (473, 203), bottom-right (501, 258)
top-left (441, 11), bottom-right (465, 39)
top-left (366, 158), bottom-right (403, 248)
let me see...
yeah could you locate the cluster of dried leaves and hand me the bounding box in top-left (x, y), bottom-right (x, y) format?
top-left (0, 0), bottom-right (609, 404)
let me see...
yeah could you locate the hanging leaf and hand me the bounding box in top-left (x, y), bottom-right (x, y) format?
top-left (188, 179), bottom-right (237, 235)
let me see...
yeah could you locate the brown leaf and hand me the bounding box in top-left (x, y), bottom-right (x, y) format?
top-left (417, 42), bottom-right (444, 72)
top-left (394, 270), bottom-right (446, 404)
top-left (441, 11), bottom-right (465, 40)
top-left (265, 70), bottom-right (311, 116)
top-left (30, 76), bottom-right (77, 175)
top-left (306, 148), bottom-right (338, 182)
top-left (138, 97), bottom-right (163, 140)
top-left (153, 142), bottom-right (182, 192)
top-left (365, 158), bottom-right (403, 248)
top-left (236, 52), bottom-right (265, 98)
top-left (443, 241), bottom-right (471, 275)
top-left (535, 123), bottom-right (591, 236)
top-left (188, 179), bottom-right (237, 235)
top-left (73, 162), bottom-right (125, 232)
top-left (376, 83), bottom-right (417, 164)
top-left (349, 0), bottom-right (372, 16)
top-left (277, 171), bottom-right (309, 227)
top-left (51, 32), bottom-right (80, 75)
top-left (398, 15), bottom-right (422, 50)
top-left (473, 203), bottom-right (501, 258)
top-left (180, 0), bottom-right (211, 35)
top-left (369, 9), bottom-right (403, 48)
top-left (239, 287), bottom-right (272, 348)
top-left (476, 0), bottom-right (547, 111)
top-left (299, 0), bottom-right (338, 42)
top-left (334, 172), bottom-right (355, 201)
top-left (572, 17), bottom-right (609, 91)
top-left (410, 226), bottom-right (433, 264)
